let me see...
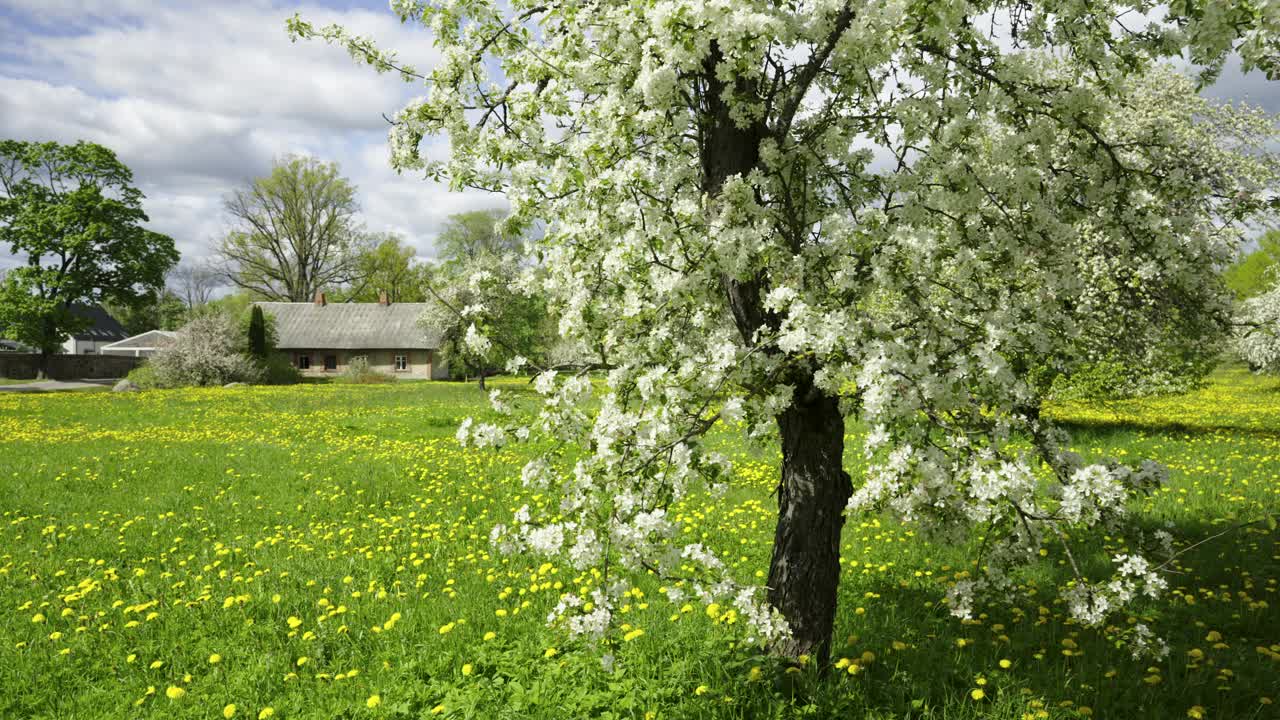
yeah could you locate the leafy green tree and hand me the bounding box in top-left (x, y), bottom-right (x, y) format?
top-left (333, 232), bottom-right (427, 302)
top-left (105, 290), bottom-right (188, 336)
top-left (0, 140), bottom-right (178, 376)
top-left (216, 155), bottom-right (371, 301)
top-left (435, 209), bottom-right (520, 262)
top-left (423, 263), bottom-right (546, 389)
top-left (1223, 231), bottom-right (1280, 300)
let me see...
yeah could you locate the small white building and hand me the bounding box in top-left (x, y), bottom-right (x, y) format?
top-left (100, 329), bottom-right (177, 358)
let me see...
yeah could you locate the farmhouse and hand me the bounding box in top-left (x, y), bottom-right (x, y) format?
top-left (256, 293), bottom-right (447, 379)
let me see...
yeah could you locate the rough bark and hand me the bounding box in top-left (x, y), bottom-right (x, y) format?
top-left (766, 384), bottom-right (851, 662)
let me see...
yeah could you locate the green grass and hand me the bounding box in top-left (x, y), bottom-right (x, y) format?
top-left (0, 377), bottom-right (38, 386)
top-left (0, 370), bottom-right (1276, 719)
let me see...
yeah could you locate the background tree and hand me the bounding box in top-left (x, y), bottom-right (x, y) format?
top-left (296, 2), bottom-right (1279, 662)
top-left (1235, 262), bottom-right (1280, 371)
top-left (420, 254), bottom-right (546, 389)
top-left (1223, 231), bottom-right (1280, 300)
top-left (421, 210), bottom-right (547, 387)
top-left (104, 290), bottom-right (187, 335)
top-left (216, 155), bottom-right (370, 301)
top-left (0, 139), bottom-right (178, 376)
top-left (333, 232), bottom-right (427, 302)
top-left (169, 258), bottom-right (222, 309)
top-left (435, 208), bottom-right (520, 262)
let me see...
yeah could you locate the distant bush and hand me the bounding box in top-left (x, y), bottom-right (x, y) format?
top-left (1048, 358), bottom-right (1212, 401)
top-left (149, 314), bottom-right (265, 388)
top-left (125, 362), bottom-right (160, 389)
top-left (262, 353), bottom-right (302, 385)
top-left (334, 356), bottom-right (394, 384)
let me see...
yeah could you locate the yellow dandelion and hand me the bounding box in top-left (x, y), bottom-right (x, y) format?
top-left (258, 708), bottom-right (274, 719)
top-left (366, 694), bottom-right (381, 709)
top-left (970, 689), bottom-right (986, 701)
top-left (223, 704), bottom-right (237, 718)
top-left (209, 653), bottom-right (222, 664)
top-left (165, 686), bottom-right (186, 700)
top-left (544, 647), bottom-right (558, 659)
top-left (462, 664), bottom-right (473, 676)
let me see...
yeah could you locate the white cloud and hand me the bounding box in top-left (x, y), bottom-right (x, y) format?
top-left (0, 0), bottom-right (479, 267)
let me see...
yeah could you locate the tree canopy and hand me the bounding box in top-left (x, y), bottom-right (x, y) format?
top-left (295, 2), bottom-right (1280, 661)
top-left (435, 208), bottom-right (521, 262)
top-left (1223, 230), bottom-right (1280, 300)
top-left (332, 232), bottom-right (428, 303)
top-left (0, 139), bottom-right (178, 368)
top-left (420, 210), bottom-right (547, 387)
top-left (216, 155), bottom-right (371, 301)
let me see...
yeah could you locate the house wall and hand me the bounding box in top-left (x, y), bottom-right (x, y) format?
top-left (285, 349), bottom-right (438, 379)
top-left (62, 338), bottom-right (116, 355)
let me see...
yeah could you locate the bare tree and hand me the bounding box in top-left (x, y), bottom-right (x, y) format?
top-left (216, 155), bottom-right (369, 301)
top-left (168, 258), bottom-right (221, 308)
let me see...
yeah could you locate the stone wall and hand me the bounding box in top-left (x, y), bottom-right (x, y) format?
top-left (0, 353), bottom-right (141, 380)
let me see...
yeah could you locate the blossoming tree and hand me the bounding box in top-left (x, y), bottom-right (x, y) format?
top-left (292, 2), bottom-right (1279, 661)
top-left (1236, 280), bottom-right (1280, 372)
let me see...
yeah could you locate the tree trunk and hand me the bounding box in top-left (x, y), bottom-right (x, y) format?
top-left (699, 40), bottom-right (851, 662)
top-left (766, 383), bottom-right (851, 663)
top-left (36, 350), bottom-right (49, 380)
top-left (477, 370), bottom-right (486, 391)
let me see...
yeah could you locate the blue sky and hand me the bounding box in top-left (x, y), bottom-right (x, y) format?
top-left (1, 1), bottom-right (1276, 273)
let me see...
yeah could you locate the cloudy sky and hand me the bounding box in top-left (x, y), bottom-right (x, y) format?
top-left (0, 0), bottom-right (504, 272)
top-left (1, 1), bottom-right (1276, 273)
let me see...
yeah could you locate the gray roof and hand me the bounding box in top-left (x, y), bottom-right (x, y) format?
top-left (256, 302), bottom-right (441, 350)
top-left (101, 330), bottom-right (176, 351)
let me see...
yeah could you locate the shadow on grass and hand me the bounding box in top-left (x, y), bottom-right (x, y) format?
top-left (767, 512), bottom-right (1280, 719)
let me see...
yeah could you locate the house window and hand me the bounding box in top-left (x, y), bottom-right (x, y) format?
top-left (297, 354), bottom-right (311, 370)
top-left (324, 354), bottom-right (337, 371)
top-left (395, 354), bottom-right (408, 371)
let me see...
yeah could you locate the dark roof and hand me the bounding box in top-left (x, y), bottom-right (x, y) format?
top-left (255, 302), bottom-right (442, 350)
top-left (69, 304), bottom-right (128, 341)
top-left (101, 329), bottom-right (177, 351)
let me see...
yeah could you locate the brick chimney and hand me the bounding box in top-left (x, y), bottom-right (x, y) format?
top-left (378, 290), bottom-right (390, 306)
top-left (313, 291), bottom-right (326, 306)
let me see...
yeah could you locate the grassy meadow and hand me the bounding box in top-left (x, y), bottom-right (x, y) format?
top-left (0, 369), bottom-right (1277, 719)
